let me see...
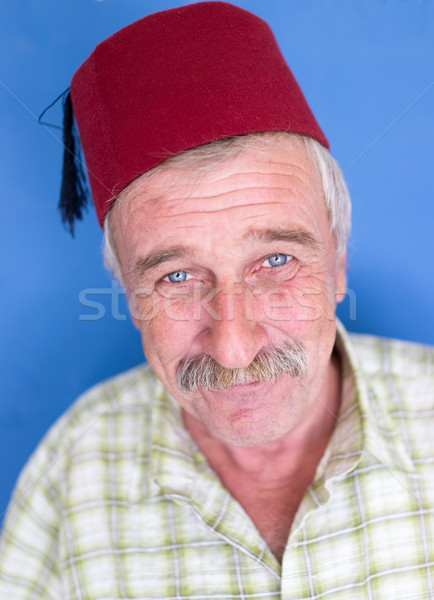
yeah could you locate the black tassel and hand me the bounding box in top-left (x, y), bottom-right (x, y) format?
top-left (59, 92), bottom-right (89, 236)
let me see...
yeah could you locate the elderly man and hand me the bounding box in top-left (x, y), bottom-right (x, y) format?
top-left (1, 2), bottom-right (433, 599)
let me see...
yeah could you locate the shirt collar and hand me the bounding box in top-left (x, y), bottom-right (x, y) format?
top-left (331, 319), bottom-right (416, 476)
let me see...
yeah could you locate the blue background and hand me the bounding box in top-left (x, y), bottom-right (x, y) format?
top-left (1, 0), bottom-right (433, 523)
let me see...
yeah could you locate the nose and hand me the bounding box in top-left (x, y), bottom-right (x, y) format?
top-left (201, 286), bottom-right (268, 369)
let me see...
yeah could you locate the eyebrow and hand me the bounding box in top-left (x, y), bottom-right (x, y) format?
top-left (243, 226), bottom-right (322, 251)
top-left (131, 245), bottom-right (192, 280)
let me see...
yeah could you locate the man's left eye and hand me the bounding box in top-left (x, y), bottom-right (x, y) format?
top-left (262, 254), bottom-right (291, 268)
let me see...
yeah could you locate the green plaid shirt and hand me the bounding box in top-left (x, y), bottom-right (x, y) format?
top-left (1, 323), bottom-right (433, 599)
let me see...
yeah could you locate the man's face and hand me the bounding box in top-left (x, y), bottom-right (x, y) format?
top-left (111, 138), bottom-right (346, 447)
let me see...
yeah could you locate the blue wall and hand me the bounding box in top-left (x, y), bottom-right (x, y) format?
top-left (1, 0), bottom-right (433, 522)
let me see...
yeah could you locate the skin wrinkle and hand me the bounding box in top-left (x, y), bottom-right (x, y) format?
top-left (108, 134), bottom-right (349, 561)
top-left (138, 168), bottom-right (316, 207)
top-left (131, 246), bottom-right (194, 280)
top-left (106, 132), bottom-right (351, 272)
top-left (154, 183), bottom-right (310, 203)
top-left (138, 169), bottom-right (310, 196)
top-left (110, 139), bottom-right (346, 448)
top-left (243, 227), bottom-right (322, 251)
top-left (131, 227), bottom-right (322, 285)
top-left (129, 255), bottom-right (331, 321)
top-left (132, 254), bottom-right (318, 298)
top-left (127, 177), bottom-right (309, 205)
top-left (150, 199), bottom-right (304, 218)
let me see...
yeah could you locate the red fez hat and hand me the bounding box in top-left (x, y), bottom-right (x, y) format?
top-left (65, 1), bottom-right (328, 229)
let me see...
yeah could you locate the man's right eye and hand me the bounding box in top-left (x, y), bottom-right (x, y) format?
top-left (163, 270), bottom-right (191, 283)
top-left (262, 253), bottom-right (291, 268)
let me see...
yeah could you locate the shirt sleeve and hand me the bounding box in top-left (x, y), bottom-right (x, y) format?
top-left (0, 433), bottom-right (66, 599)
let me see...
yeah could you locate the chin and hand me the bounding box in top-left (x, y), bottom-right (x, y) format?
top-left (205, 414), bottom-right (295, 447)
top-left (182, 376), bottom-right (305, 447)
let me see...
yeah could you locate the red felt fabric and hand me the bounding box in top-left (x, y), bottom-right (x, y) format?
top-left (70, 1), bottom-right (329, 227)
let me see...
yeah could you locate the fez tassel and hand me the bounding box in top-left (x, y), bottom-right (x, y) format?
top-left (59, 92), bottom-right (89, 236)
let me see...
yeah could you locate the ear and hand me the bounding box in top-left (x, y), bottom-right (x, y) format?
top-left (335, 252), bottom-right (347, 304)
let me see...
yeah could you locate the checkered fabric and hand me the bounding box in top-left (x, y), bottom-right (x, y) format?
top-left (0, 323), bottom-right (433, 599)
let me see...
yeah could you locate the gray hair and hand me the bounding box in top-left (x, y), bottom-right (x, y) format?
top-left (177, 339), bottom-right (308, 394)
top-left (103, 132), bottom-right (351, 283)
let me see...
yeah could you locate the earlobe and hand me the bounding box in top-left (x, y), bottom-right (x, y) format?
top-left (335, 253), bottom-right (347, 304)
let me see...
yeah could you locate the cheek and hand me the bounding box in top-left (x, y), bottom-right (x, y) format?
top-left (133, 292), bottom-right (200, 366)
top-left (130, 287), bottom-right (197, 324)
top-left (257, 267), bottom-right (335, 325)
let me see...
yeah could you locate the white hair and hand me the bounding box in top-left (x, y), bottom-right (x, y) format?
top-left (103, 132), bottom-right (351, 283)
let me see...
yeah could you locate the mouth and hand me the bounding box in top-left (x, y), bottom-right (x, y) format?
top-left (225, 379), bottom-right (264, 389)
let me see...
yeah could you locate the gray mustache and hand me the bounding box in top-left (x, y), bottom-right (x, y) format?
top-left (177, 340), bottom-right (308, 393)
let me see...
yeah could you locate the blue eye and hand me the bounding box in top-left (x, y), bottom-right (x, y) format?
top-left (263, 254), bottom-right (290, 268)
top-left (165, 270), bottom-right (190, 283)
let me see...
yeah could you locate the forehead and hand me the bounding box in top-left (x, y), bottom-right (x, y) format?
top-left (110, 138), bottom-right (328, 256)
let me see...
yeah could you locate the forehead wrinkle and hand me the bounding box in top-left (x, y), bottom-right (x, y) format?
top-left (155, 198), bottom-right (304, 220)
top-left (148, 165), bottom-right (311, 190)
top-left (159, 183), bottom-right (309, 204)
